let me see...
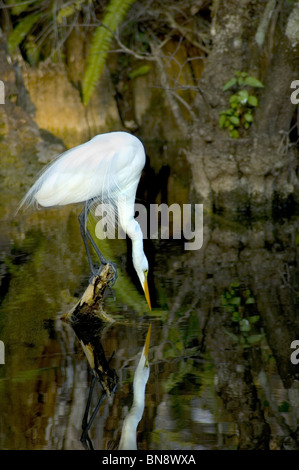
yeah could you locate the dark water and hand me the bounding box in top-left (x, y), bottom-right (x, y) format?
top-left (0, 142), bottom-right (299, 450)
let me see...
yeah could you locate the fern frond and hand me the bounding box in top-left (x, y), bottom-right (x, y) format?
top-left (82, 0), bottom-right (136, 106)
top-left (8, 13), bottom-right (41, 54)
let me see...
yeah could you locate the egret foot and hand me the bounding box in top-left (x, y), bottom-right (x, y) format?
top-left (88, 261), bottom-right (117, 286)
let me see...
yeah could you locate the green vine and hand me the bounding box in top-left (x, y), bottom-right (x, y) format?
top-left (219, 71), bottom-right (264, 139)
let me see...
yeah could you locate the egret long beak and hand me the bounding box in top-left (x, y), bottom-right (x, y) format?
top-left (143, 324), bottom-right (151, 365)
top-left (143, 275), bottom-right (151, 310)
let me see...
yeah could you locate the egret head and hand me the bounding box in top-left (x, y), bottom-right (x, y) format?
top-left (132, 248), bottom-right (151, 310)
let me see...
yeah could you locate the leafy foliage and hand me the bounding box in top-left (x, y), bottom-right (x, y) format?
top-left (219, 71), bottom-right (264, 139)
top-left (82, 0), bottom-right (137, 106)
top-left (221, 281), bottom-right (264, 347)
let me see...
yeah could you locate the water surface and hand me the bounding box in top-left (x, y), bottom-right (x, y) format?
top-left (0, 141), bottom-right (298, 450)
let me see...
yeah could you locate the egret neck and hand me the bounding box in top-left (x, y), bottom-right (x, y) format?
top-left (126, 219), bottom-right (151, 310)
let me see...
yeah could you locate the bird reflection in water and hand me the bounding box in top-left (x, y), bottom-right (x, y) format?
top-left (119, 324), bottom-right (151, 450)
top-left (69, 315), bottom-right (118, 450)
top-left (68, 314), bottom-right (151, 450)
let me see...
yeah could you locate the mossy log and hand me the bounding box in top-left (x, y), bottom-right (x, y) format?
top-left (61, 263), bottom-right (116, 322)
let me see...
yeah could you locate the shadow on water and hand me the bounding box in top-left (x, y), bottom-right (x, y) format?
top-left (0, 141), bottom-right (299, 450)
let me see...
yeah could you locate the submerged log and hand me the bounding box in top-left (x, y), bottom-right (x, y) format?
top-left (61, 263), bottom-right (116, 322)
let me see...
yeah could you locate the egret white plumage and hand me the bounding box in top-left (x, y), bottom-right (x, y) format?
top-left (20, 131), bottom-right (151, 309)
top-left (119, 324), bottom-right (151, 450)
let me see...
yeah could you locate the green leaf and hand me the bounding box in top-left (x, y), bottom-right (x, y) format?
top-left (229, 116), bottom-right (240, 126)
top-left (244, 76), bottom-right (264, 88)
top-left (237, 89), bottom-right (249, 104)
top-left (245, 296), bottom-right (255, 304)
top-left (8, 13), bottom-right (41, 54)
top-left (231, 296), bottom-right (241, 305)
top-left (82, 0), bottom-right (137, 106)
top-left (240, 318), bottom-right (251, 332)
top-left (246, 333), bottom-right (264, 344)
top-left (248, 95), bottom-right (258, 107)
top-left (229, 94), bottom-right (240, 104)
top-left (244, 113), bottom-right (253, 123)
top-left (231, 281), bottom-right (240, 288)
top-left (223, 77), bottom-right (237, 91)
top-left (232, 311), bottom-right (241, 322)
top-left (248, 315), bottom-right (260, 324)
top-left (230, 129), bottom-right (239, 139)
top-left (128, 65), bottom-right (151, 80)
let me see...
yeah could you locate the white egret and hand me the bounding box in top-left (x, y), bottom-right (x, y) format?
top-left (20, 131), bottom-right (151, 309)
top-left (119, 324), bottom-right (151, 450)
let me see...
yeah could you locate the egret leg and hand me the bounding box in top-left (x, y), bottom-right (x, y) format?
top-left (80, 373), bottom-right (107, 450)
top-left (80, 373), bottom-right (100, 450)
top-left (78, 208), bottom-right (118, 284)
top-left (78, 211), bottom-right (107, 272)
top-left (81, 373), bottom-right (97, 431)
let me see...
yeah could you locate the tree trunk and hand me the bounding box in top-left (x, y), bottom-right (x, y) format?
top-left (187, 0), bottom-right (299, 217)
